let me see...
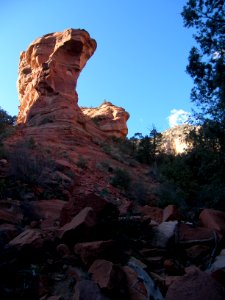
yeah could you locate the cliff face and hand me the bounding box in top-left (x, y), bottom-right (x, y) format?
top-left (160, 124), bottom-right (195, 154)
top-left (16, 29), bottom-right (129, 139)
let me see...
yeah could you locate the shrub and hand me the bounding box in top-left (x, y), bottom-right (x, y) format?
top-left (129, 180), bottom-right (149, 206)
top-left (111, 168), bottom-right (131, 191)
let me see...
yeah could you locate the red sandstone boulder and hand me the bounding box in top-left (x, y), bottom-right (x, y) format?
top-left (0, 208), bottom-right (22, 224)
top-left (138, 205), bottom-right (163, 224)
top-left (185, 245), bottom-right (211, 263)
top-left (88, 259), bottom-right (126, 290)
top-left (74, 240), bottom-right (115, 265)
top-left (178, 223), bottom-right (214, 244)
top-left (72, 280), bottom-right (109, 300)
top-left (199, 209), bottom-right (225, 238)
top-left (166, 267), bottom-right (225, 300)
top-left (123, 266), bottom-right (147, 300)
top-left (8, 229), bottom-right (44, 250)
top-left (163, 205), bottom-right (181, 222)
top-left (60, 193), bottom-right (118, 226)
top-left (58, 207), bottom-right (96, 243)
top-left (32, 199), bottom-right (66, 229)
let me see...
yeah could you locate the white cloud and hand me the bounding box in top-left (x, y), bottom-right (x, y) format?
top-left (168, 109), bottom-right (190, 128)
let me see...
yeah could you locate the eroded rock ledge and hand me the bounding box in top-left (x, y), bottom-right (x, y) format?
top-left (82, 101), bottom-right (129, 138)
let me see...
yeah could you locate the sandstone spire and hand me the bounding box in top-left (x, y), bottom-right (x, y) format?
top-left (17, 29), bottom-right (97, 125)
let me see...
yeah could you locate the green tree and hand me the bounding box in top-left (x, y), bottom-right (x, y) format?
top-left (182, 0), bottom-right (225, 187)
top-left (0, 107), bottom-right (16, 133)
top-left (182, 0), bottom-right (225, 123)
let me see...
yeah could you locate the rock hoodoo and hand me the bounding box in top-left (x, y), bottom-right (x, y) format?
top-left (16, 28), bottom-right (129, 139)
top-left (17, 29), bottom-right (97, 126)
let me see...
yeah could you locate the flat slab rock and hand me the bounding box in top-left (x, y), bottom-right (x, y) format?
top-left (166, 267), bottom-right (225, 300)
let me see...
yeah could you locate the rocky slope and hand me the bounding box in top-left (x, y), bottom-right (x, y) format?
top-left (1, 29), bottom-right (225, 300)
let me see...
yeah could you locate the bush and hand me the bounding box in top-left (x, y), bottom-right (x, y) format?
top-left (111, 168), bottom-right (131, 191)
top-left (8, 141), bottom-right (52, 185)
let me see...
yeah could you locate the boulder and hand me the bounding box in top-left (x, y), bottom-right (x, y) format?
top-left (0, 208), bottom-right (22, 224)
top-left (152, 221), bottom-right (178, 248)
top-left (60, 193), bottom-right (118, 226)
top-left (58, 207), bottom-right (96, 244)
top-left (185, 245), bottom-right (211, 263)
top-left (123, 266), bottom-right (147, 300)
top-left (74, 240), bottom-right (115, 265)
top-left (178, 223), bottom-right (214, 244)
top-left (72, 280), bottom-right (109, 300)
top-left (199, 209), bottom-right (225, 238)
top-left (138, 205), bottom-right (163, 224)
top-left (32, 199), bottom-right (66, 229)
top-left (163, 205), bottom-right (181, 222)
top-left (208, 249), bottom-right (225, 273)
top-left (88, 259), bottom-right (126, 290)
top-left (8, 229), bottom-right (44, 250)
top-left (166, 267), bottom-right (225, 300)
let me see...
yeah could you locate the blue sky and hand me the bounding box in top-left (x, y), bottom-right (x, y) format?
top-left (0, 0), bottom-right (195, 137)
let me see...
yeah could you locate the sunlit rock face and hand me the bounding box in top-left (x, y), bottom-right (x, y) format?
top-left (17, 29), bottom-right (97, 125)
top-left (82, 101), bottom-right (130, 138)
top-left (161, 124), bottom-right (194, 154)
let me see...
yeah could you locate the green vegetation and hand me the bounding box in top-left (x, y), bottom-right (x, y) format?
top-left (111, 168), bottom-right (131, 191)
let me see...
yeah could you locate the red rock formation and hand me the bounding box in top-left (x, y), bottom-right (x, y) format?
top-left (17, 29), bottom-right (97, 126)
top-left (82, 101), bottom-right (129, 138)
top-left (16, 29), bottom-right (129, 138)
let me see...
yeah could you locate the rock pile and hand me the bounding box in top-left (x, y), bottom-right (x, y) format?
top-left (1, 198), bottom-right (225, 299)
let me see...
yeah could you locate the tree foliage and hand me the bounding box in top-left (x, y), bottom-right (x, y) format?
top-left (182, 0), bottom-right (225, 123)
top-left (0, 107), bottom-right (16, 131)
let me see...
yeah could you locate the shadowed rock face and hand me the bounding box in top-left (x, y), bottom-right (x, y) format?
top-left (17, 29), bottom-right (97, 126)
